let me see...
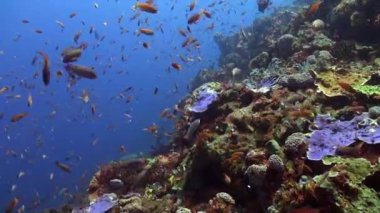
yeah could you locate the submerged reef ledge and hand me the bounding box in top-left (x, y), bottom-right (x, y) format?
top-left (51, 0), bottom-right (380, 212)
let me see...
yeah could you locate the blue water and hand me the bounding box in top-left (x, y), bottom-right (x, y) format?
top-left (0, 0), bottom-right (291, 211)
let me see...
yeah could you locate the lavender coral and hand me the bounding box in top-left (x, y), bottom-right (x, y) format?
top-left (189, 86), bottom-right (218, 113)
top-left (88, 193), bottom-right (117, 213)
top-left (307, 113), bottom-right (380, 161)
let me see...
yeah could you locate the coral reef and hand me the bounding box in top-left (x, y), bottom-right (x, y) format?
top-left (57, 1), bottom-right (380, 212)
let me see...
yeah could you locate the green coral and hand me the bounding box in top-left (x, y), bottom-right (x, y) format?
top-left (311, 33), bottom-right (335, 49)
top-left (265, 139), bottom-right (285, 159)
top-left (353, 84), bottom-right (380, 96)
top-left (144, 183), bottom-right (164, 200)
top-left (374, 58), bottom-right (380, 67)
top-left (321, 157), bottom-right (374, 184)
top-left (168, 154), bottom-right (190, 191)
top-left (313, 69), bottom-right (371, 97)
top-left (313, 157), bottom-right (380, 212)
top-left (192, 82), bottom-right (222, 96)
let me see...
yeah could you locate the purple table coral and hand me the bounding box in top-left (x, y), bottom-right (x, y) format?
top-left (357, 126), bottom-right (380, 144)
top-left (307, 113), bottom-right (380, 160)
top-left (189, 88), bottom-right (218, 113)
top-left (89, 193), bottom-right (117, 213)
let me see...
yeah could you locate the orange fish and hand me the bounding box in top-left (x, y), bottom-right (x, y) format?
top-left (138, 28), bottom-right (154, 35)
top-left (182, 37), bottom-right (194, 48)
top-left (135, 2), bottom-right (157, 13)
top-left (306, 0), bottom-right (322, 17)
top-left (171, 63), bottom-right (182, 70)
top-left (187, 13), bottom-right (202, 25)
top-left (178, 29), bottom-right (188, 37)
top-left (160, 108), bottom-right (170, 118)
top-left (189, 1), bottom-right (196, 11)
top-left (144, 123), bottom-right (159, 135)
top-left (73, 30), bottom-right (82, 43)
top-left (65, 64), bottom-right (97, 79)
top-left (91, 104), bottom-right (96, 115)
top-left (126, 95), bottom-right (133, 103)
top-left (69, 12), bottom-right (77, 18)
top-left (160, 108), bottom-right (174, 119)
top-left (5, 197), bottom-right (19, 213)
top-left (10, 113), bottom-right (28, 122)
top-left (142, 42), bottom-right (149, 48)
top-left (56, 70), bottom-right (63, 78)
top-left (207, 22), bottom-right (215, 30)
top-left (202, 10), bottom-right (212, 18)
top-left (38, 51), bottom-right (51, 86)
top-left (120, 145), bottom-right (127, 153)
top-left (55, 161), bottom-right (71, 173)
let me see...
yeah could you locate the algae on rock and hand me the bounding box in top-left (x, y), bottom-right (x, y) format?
top-left (313, 157), bottom-right (380, 212)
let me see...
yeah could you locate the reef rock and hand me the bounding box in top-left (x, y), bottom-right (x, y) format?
top-left (248, 51), bottom-right (270, 69)
top-left (277, 34), bottom-right (298, 58)
top-left (278, 72), bottom-right (314, 90)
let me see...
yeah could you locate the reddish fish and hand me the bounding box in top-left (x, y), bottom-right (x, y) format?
top-left (142, 42), bottom-right (149, 48)
top-left (38, 51), bottom-right (51, 86)
top-left (202, 9), bottom-right (212, 18)
top-left (65, 64), bottom-right (97, 79)
top-left (73, 31), bottom-right (82, 43)
top-left (61, 47), bottom-right (82, 63)
top-left (69, 12), bottom-right (77, 18)
top-left (171, 63), bottom-right (182, 70)
top-left (305, 0), bottom-right (322, 17)
top-left (135, 2), bottom-right (157, 13)
top-left (138, 28), bottom-right (154, 35)
top-left (5, 197), bottom-right (19, 213)
top-left (189, 1), bottom-right (196, 11)
top-left (187, 12), bottom-right (202, 25)
top-left (120, 145), bottom-right (127, 153)
top-left (178, 29), bottom-right (188, 37)
top-left (10, 113), bottom-right (28, 122)
top-left (55, 161), bottom-right (71, 173)
top-left (91, 104), bottom-right (96, 115)
top-left (144, 123), bottom-right (159, 135)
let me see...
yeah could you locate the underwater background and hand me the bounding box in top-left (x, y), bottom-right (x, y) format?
top-left (2, 0), bottom-right (380, 212)
top-left (0, 0), bottom-right (289, 210)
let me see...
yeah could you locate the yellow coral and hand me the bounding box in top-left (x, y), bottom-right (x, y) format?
top-left (313, 69), bottom-right (371, 97)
